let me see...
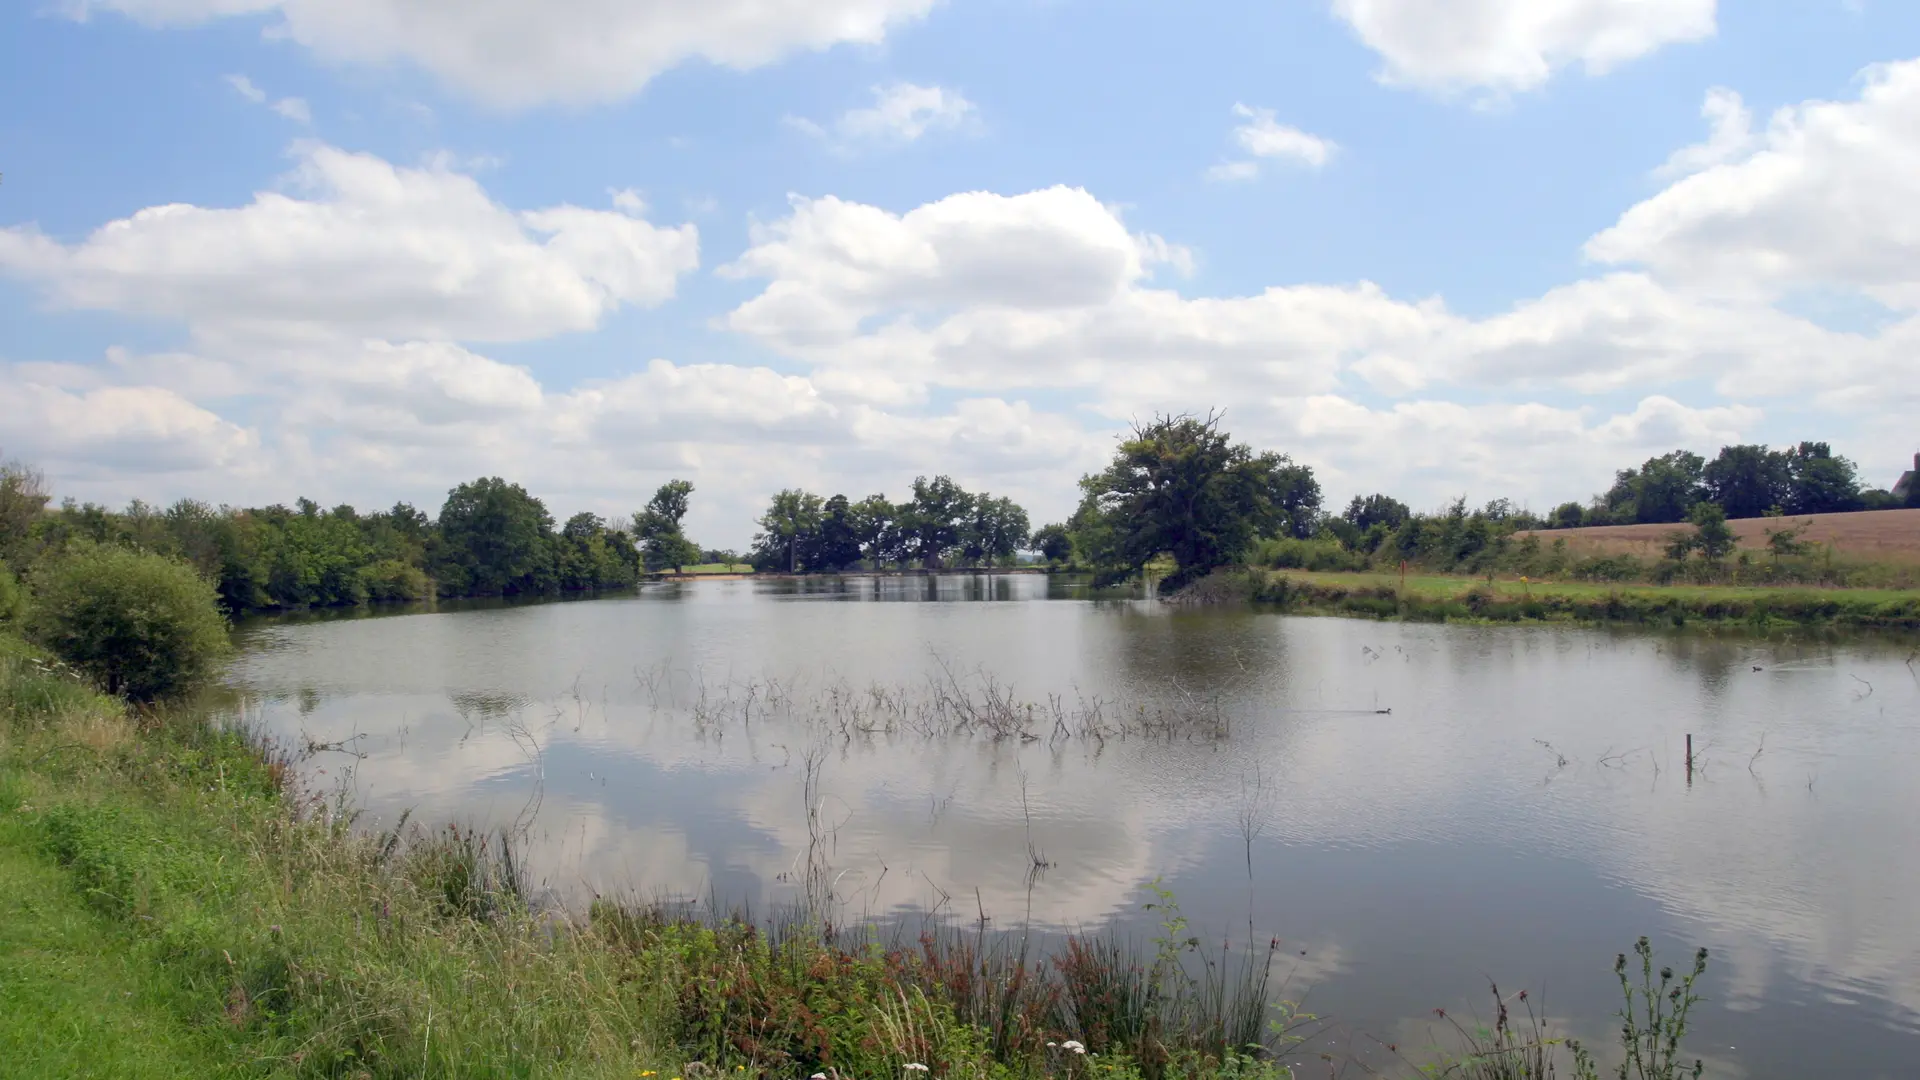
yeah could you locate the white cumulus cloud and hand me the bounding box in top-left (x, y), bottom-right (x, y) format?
top-left (1331, 0), bottom-right (1718, 95)
top-left (0, 142), bottom-right (700, 344)
top-left (1589, 58), bottom-right (1920, 311)
top-left (71, 0), bottom-right (941, 108)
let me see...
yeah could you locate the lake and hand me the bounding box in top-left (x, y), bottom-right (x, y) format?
top-left (226, 574), bottom-right (1920, 1078)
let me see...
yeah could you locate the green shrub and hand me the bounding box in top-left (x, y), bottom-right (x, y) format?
top-left (0, 560), bottom-right (25, 626)
top-left (1251, 536), bottom-right (1370, 573)
top-left (28, 544), bottom-right (232, 701)
top-left (358, 558), bottom-right (434, 602)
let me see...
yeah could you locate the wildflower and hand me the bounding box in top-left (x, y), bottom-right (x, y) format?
top-left (1062, 1041), bottom-right (1086, 1055)
top-left (904, 1066), bottom-right (930, 1073)
top-left (812, 1075), bottom-right (827, 1080)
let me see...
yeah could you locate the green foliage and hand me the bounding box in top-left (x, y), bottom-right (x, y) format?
top-left (960, 493), bottom-right (1032, 566)
top-left (902, 474), bottom-right (973, 567)
top-left (358, 558), bottom-right (435, 602)
top-left (1604, 451), bottom-right (1706, 525)
top-left (751, 488), bottom-right (826, 572)
top-left (1074, 412), bottom-right (1321, 584)
top-left (748, 481), bottom-right (1037, 573)
top-left (1702, 445), bottom-right (1791, 520)
top-left (807, 493), bottom-right (866, 571)
top-left (1251, 536), bottom-right (1369, 573)
top-left (1686, 502), bottom-right (1736, 563)
top-left (1762, 521), bottom-right (1813, 561)
top-left (0, 458), bottom-right (51, 570)
top-left (1032, 523), bottom-right (1073, 563)
top-left (634, 480), bottom-right (703, 573)
top-left (1343, 493), bottom-right (1412, 533)
top-left (27, 545), bottom-right (232, 701)
top-left (1784, 442), bottom-right (1863, 514)
top-left (434, 477), bottom-right (556, 595)
top-left (557, 513), bottom-right (642, 588)
top-left (1569, 939), bottom-right (1709, 1080)
top-left (0, 561), bottom-right (26, 627)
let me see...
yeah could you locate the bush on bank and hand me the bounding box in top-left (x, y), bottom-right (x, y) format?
top-left (26, 544), bottom-right (232, 702)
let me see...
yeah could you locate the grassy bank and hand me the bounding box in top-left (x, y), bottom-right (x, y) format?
top-left (1199, 569), bottom-right (1920, 629)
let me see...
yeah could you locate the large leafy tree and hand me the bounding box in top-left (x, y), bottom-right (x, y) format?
top-left (1343, 493), bottom-right (1411, 533)
top-left (751, 489), bottom-right (825, 572)
top-left (1703, 444), bottom-right (1792, 519)
top-left (807, 494), bottom-right (866, 571)
top-left (849, 494), bottom-right (901, 566)
top-left (1030, 523), bottom-right (1072, 563)
top-left (901, 475), bottom-right (972, 568)
top-left (557, 512), bottom-right (640, 589)
top-left (633, 480), bottom-right (701, 573)
top-left (1075, 412), bottom-right (1315, 581)
top-left (1605, 451), bottom-right (1706, 524)
top-left (1784, 441), bottom-right (1863, 515)
top-left (435, 477), bottom-right (555, 595)
top-left (959, 494), bottom-right (1031, 566)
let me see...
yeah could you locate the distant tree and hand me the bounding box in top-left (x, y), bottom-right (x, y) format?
top-left (556, 512), bottom-right (640, 589)
top-left (633, 480), bottom-right (700, 573)
top-left (436, 477), bottom-right (556, 595)
top-left (807, 494), bottom-right (866, 571)
top-left (1549, 501), bottom-right (1585, 529)
top-left (1703, 444), bottom-right (1792, 519)
top-left (1784, 442), bottom-right (1863, 515)
top-left (751, 489), bottom-right (824, 573)
top-left (901, 475), bottom-right (973, 568)
top-left (1030, 523), bottom-right (1073, 563)
top-left (849, 494), bottom-right (901, 566)
top-left (1266, 461), bottom-right (1323, 539)
top-left (0, 456), bottom-right (50, 569)
top-left (1607, 451), bottom-right (1707, 524)
top-left (1343, 494), bottom-right (1411, 533)
top-left (1689, 501), bottom-right (1737, 563)
top-left (959, 494), bottom-right (1031, 566)
top-left (1075, 412), bottom-right (1315, 582)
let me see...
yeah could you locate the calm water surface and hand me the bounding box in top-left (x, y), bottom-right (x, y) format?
top-left (227, 576), bottom-right (1920, 1078)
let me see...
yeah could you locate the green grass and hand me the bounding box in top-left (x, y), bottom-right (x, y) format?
top-left (0, 833), bottom-right (239, 1079)
top-left (1237, 569), bottom-right (1920, 629)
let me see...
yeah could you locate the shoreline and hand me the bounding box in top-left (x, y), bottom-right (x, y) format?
top-left (1172, 568), bottom-right (1920, 631)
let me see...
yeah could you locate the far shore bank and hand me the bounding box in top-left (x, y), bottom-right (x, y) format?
top-left (646, 566), bottom-right (1048, 582)
top-left (1172, 568), bottom-right (1920, 630)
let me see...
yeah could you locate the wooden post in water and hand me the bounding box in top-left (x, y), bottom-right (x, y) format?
top-left (1686, 733), bottom-right (1694, 781)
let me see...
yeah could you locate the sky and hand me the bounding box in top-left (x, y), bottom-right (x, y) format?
top-left (3, 0), bottom-right (1919, 548)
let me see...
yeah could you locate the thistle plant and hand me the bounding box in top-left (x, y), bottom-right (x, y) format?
top-left (1571, 937), bottom-right (1709, 1080)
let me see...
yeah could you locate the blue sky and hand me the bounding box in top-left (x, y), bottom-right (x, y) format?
top-left (4, 0), bottom-right (1919, 545)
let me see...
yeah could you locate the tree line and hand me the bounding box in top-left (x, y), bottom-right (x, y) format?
top-left (1539, 441), bottom-right (1909, 529)
top-left (0, 463), bottom-right (721, 618)
top-left (3, 424), bottom-right (1910, 618)
top-left (746, 477), bottom-right (1033, 573)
